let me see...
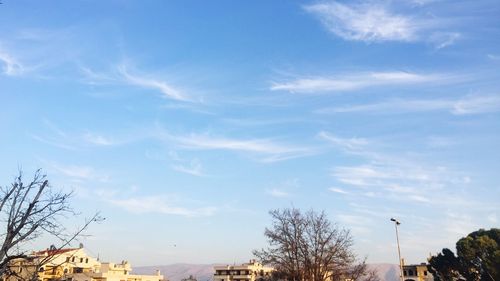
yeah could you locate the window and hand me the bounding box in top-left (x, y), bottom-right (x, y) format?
top-left (72, 257), bottom-right (75, 262)
top-left (80, 258), bottom-right (83, 263)
top-left (66, 257), bottom-right (70, 262)
top-left (86, 258), bottom-right (89, 263)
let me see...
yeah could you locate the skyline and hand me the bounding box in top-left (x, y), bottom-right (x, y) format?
top-left (1, 0), bottom-right (499, 266)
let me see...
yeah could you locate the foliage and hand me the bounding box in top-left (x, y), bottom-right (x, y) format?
top-left (428, 248), bottom-right (461, 281)
top-left (253, 208), bottom-right (379, 281)
top-left (428, 228), bottom-right (499, 281)
top-left (456, 228), bottom-right (499, 281)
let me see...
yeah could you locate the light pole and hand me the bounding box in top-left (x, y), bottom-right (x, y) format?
top-left (391, 218), bottom-right (404, 281)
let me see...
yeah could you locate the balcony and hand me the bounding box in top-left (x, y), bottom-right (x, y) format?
top-left (232, 275), bottom-right (252, 279)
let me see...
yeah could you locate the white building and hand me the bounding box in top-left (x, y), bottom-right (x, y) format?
top-left (3, 247), bottom-right (164, 281)
top-left (214, 260), bottom-right (273, 281)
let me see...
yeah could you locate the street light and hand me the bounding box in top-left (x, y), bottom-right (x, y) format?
top-left (390, 218), bottom-right (404, 281)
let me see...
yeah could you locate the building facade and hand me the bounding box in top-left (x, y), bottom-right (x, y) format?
top-left (3, 247), bottom-right (163, 281)
top-left (213, 260), bottom-right (273, 281)
top-left (403, 264), bottom-right (434, 281)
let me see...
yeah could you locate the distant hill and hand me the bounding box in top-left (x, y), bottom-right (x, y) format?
top-left (134, 263), bottom-right (399, 281)
top-left (134, 264), bottom-right (216, 281)
top-left (367, 263), bottom-right (399, 281)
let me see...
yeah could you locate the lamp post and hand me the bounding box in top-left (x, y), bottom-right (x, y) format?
top-left (391, 218), bottom-right (404, 281)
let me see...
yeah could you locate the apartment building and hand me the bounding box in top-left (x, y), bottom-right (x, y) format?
top-left (3, 247), bottom-right (163, 281)
top-left (213, 260), bottom-right (273, 281)
top-left (403, 264), bottom-right (434, 281)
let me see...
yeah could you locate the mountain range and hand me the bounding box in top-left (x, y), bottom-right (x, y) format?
top-left (134, 263), bottom-right (400, 281)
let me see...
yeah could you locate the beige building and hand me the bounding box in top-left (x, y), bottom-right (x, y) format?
top-left (213, 260), bottom-right (273, 281)
top-left (3, 247), bottom-right (163, 281)
top-left (403, 264), bottom-right (434, 281)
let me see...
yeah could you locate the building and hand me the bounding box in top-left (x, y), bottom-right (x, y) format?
top-left (403, 263), bottom-right (434, 281)
top-left (3, 247), bottom-right (163, 281)
top-left (213, 260), bottom-right (273, 281)
top-left (180, 275), bottom-right (196, 281)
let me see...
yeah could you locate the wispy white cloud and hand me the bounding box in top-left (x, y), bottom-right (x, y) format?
top-left (118, 65), bottom-right (191, 102)
top-left (44, 160), bottom-right (110, 182)
top-left (54, 165), bottom-right (96, 179)
top-left (430, 32), bottom-right (461, 49)
top-left (329, 187), bottom-right (349, 194)
top-left (31, 119), bottom-right (146, 149)
top-left (320, 98), bottom-right (451, 114)
top-left (160, 103), bottom-right (215, 115)
top-left (304, 2), bottom-right (418, 42)
top-left (331, 154), bottom-right (471, 205)
top-left (334, 164), bottom-right (443, 187)
top-left (83, 132), bottom-right (115, 146)
top-left (304, 1), bottom-right (460, 49)
top-left (171, 158), bottom-right (205, 177)
top-left (410, 0), bottom-right (440, 6)
top-left (487, 213), bottom-right (498, 224)
top-left (318, 131), bottom-right (369, 152)
top-left (487, 54), bottom-right (500, 61)
top-left (32, 120), bottom-right (315, 163)
top-left (79, 66), bottom-right (117, 85)
top-left (271, 71), bottom-right (444, 93)
top-left (30, 134), bottom-right (78, 150)
top-left (452, 95), bottom-right (500, 115)
top-left (170, 133), bottom-right (316, 163)
top-left (0, 49), bottom-right (24, 76)
top-left (80, 64), bottom-right (193, 102)
top-left (443, 212), bottom-right (477, 237)
top-left (426, 136), bottom-right (457, 148)
top-left (107, 196), bottom-right (216, 217)
top-left (318, 94), bottom-right (500, 115)
top-left (221, 117), bottom-right (311, 127)
top-left (267, 189), bottom-right (291, 198)
top-left (266, 178), bottom-right (300, 197)
top-left (320, 132), bottom-right (471, 206)
top-left (319, 130), bottom-right (474, 206)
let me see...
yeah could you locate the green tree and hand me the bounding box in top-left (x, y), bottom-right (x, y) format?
top-left (428, 248), bottom-right (461, 281)
top-left (456, 228), bottom-right (499, 281)
top-left (428, 228), bottom-right (499, 281)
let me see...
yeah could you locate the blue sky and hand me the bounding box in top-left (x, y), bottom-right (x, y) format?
top-left (1, 0), bottom-right (499, 266)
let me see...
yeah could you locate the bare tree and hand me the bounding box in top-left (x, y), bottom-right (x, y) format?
top-left (254, 208), bottom-right (379, 281)
top-left (0, 169), bottom-right (102, 280)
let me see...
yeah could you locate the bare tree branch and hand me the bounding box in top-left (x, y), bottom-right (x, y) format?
top-left (0, 169), bottom-right (104, 281)
top-left (254, 208), bottom-right (378, 281)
